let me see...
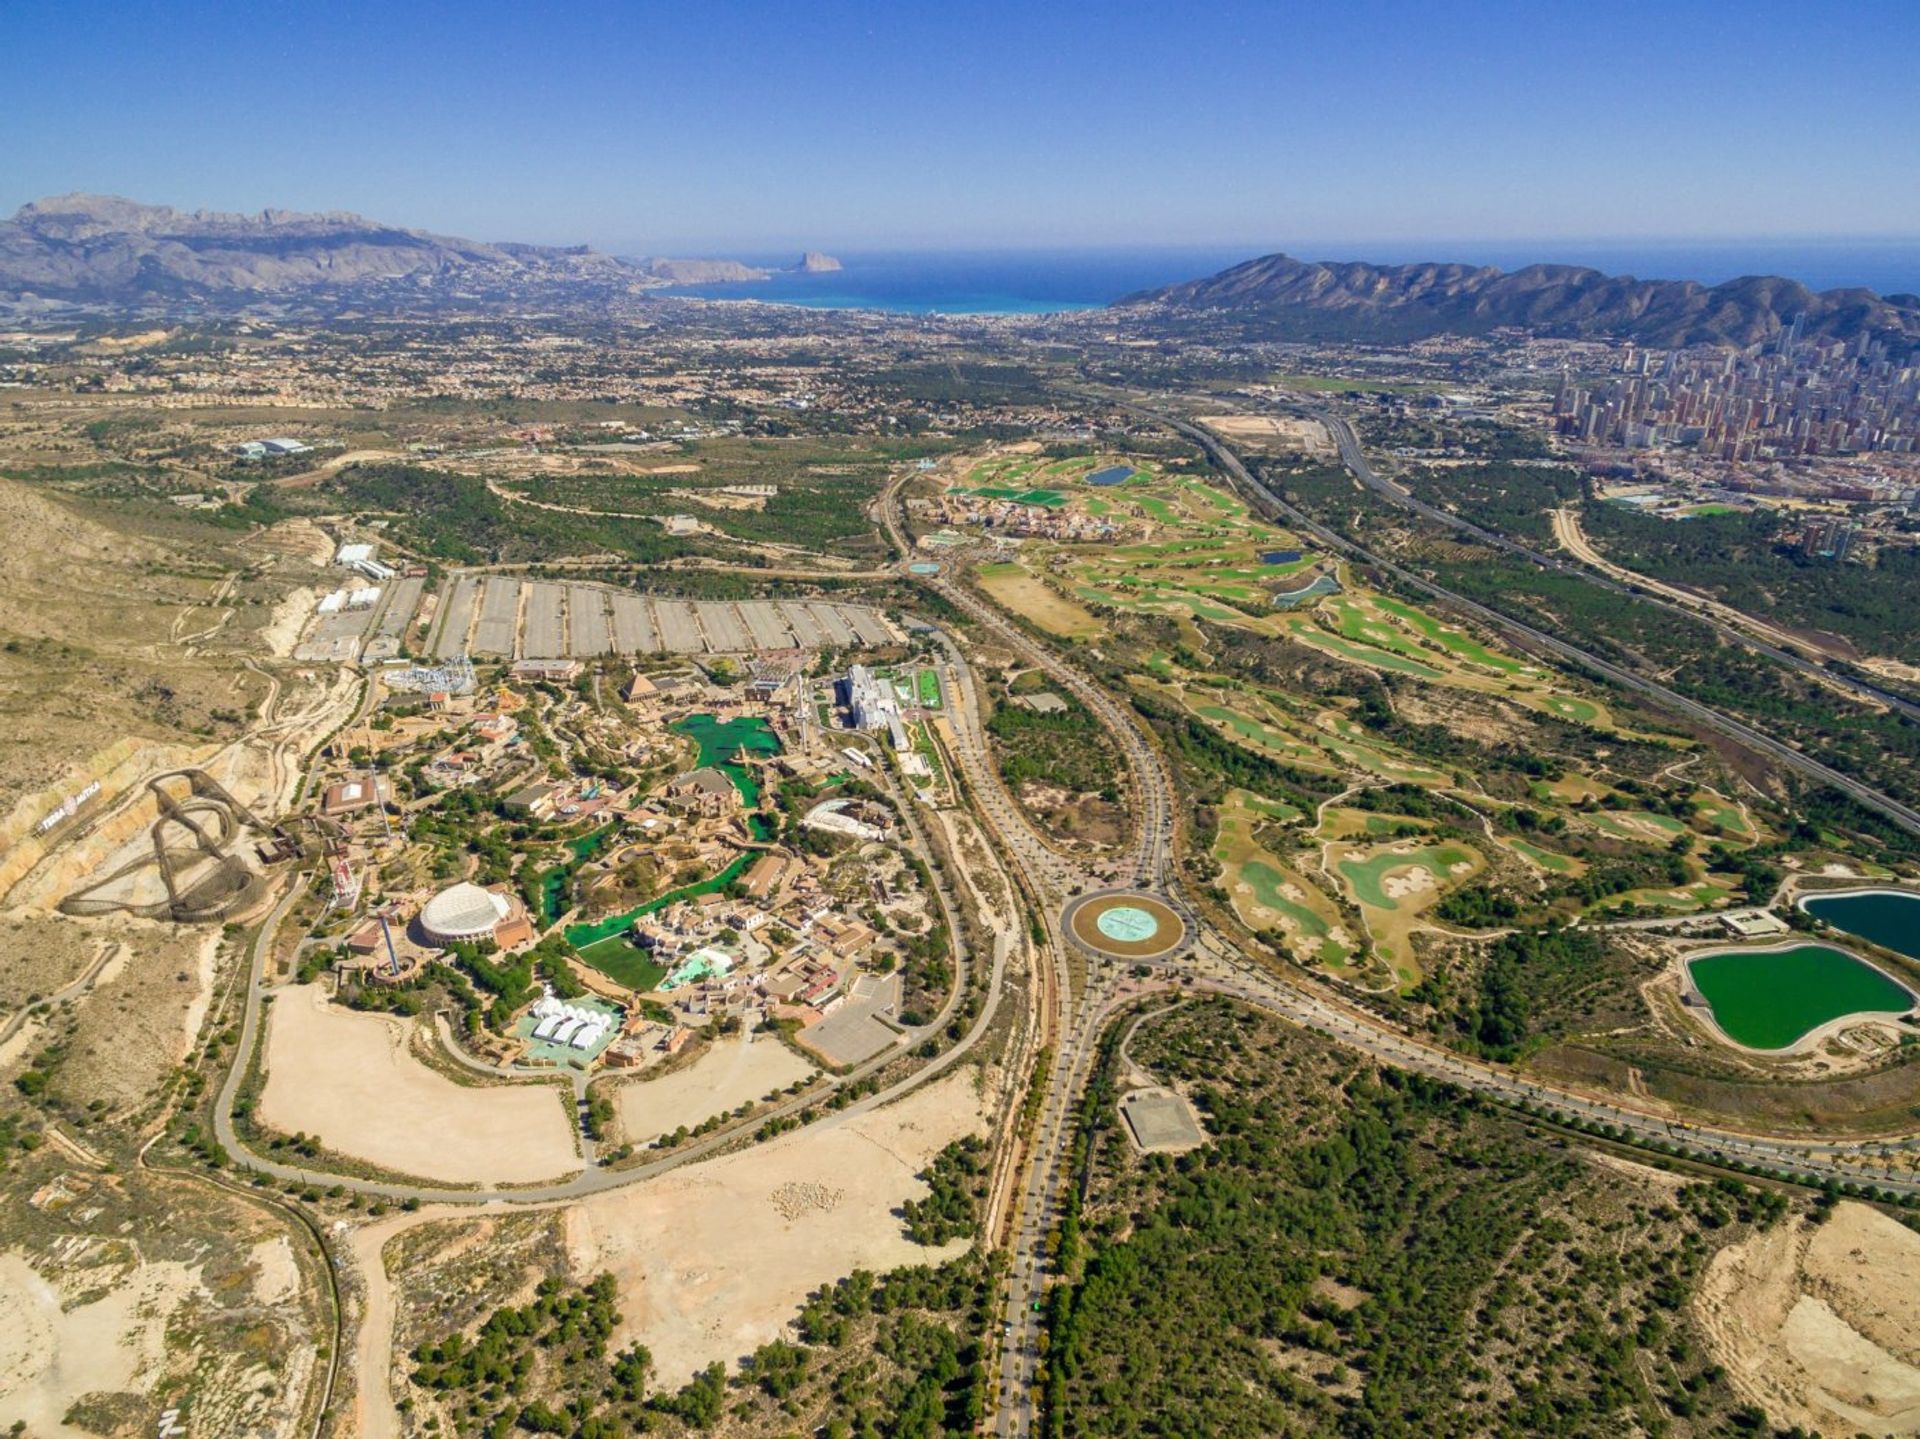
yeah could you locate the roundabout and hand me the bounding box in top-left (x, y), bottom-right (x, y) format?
top-left (1062, 888), bottom-right (1189, 962)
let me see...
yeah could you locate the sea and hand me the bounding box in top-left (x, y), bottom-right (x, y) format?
top-left (652, 240), bottom-right (1920, 317)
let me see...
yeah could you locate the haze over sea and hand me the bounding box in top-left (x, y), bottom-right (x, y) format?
top-left (656, 240), bottom-right (1920, 316)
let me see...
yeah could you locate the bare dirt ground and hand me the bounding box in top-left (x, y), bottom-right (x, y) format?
top-left (0, 1157), bottom-right (324, 1438)
top-left (258, 984), bottom-right (581, 1185)
top-left (574, 1068), bottom-right (986, 1385)
top-left (0, 1249), bottom-right (202, 1437)
top-left (1198, 414), bottom-right (1333, 455)
top-left (610, 1030), bottom-right (816, 1145)
top-left (346, 1069), bottom-right (990, 1435)
top-left (1696, 1200), bottom-right (1920, 1436)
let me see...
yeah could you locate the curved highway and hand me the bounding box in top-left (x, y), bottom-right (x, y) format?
top-left (1138, 404), bottom-right (1920, 839)
top-left (1308, 411), bottom-right (1920, 723)
top-left (215, 445), bottom-right (1920, 1437)
top-left (879, 440), bottom-right (1920, 1438)
top-left (213, 699), bottom-right (1014, 1204)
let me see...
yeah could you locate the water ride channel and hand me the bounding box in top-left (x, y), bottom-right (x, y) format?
top-left (563, 715), bottom-right (779, 991)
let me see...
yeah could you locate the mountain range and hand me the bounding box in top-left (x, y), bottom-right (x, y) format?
top-left (0, 194), bottom-right (835, 312)
top-left (1120, 252), bottom-right (1920, 354)
top-left (5, 193), bottom-right (1915, 354)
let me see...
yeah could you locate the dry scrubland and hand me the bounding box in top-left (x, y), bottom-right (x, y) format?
top-left (356, 1064), bottom-right (990, 1439)
top-left (0, 1168), bottom-right (322, 1439)
top-left (259, 984), bottom-right (581, 1185)
top-left (0, 910), bottom-right (219, 1115)
top-left (0, 475), bottom-right (293, 823)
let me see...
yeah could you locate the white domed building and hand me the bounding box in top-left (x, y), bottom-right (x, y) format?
top-left (419, 881), bottom-right (515, 946)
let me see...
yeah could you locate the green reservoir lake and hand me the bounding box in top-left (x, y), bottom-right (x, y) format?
top-left (1799, 889), bottom-right (1920, 963)
top-left (1686, 944), bottom-right (1914, 1050)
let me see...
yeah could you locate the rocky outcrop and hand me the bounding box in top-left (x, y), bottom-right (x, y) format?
top-left (638, 257), bottom-right (772, 284)
top-left (793, 252), bottom-right (843, 273)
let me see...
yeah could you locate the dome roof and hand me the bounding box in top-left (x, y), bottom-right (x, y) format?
top-left (420, 881), bottom-right (510, 941)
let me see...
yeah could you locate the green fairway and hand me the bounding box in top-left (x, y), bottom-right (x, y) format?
top-left (1242, 859), bottom-right (1331, 937)
top-left (1507, 838), bottom-right (1579, 874)
top-left (1687, 944), bottom-right (1914, 1049)
top-left (1192, 702), bottom-right (1322, 763)
top-left (1693, 796), bottom-right (1753, 836)
top-left (1589, 809), bottom-right (1689, 842)
top-left (1338, 843), bottom-right (1477, 909)
top-left (1373, 596), bottom-right (1529, 673)
top-left (1293, 629), bottom-right (1449, 679)
top-left (1541, 695), bottom-right (1604, 724)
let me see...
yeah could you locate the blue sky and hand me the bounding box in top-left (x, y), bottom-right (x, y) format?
top-left (4, 0), bottom-right (1916, 253)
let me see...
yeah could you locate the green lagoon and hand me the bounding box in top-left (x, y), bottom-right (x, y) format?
top-left (1686, 943), bottom-right (1914, 1050)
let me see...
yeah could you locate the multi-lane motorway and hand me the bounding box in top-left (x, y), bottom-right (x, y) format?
top-left (1311, 410), bottom-right (1920, 724)
top-left (875, 436), bottom-right (1920, 1438)
top-left (1147, 403), bottom-right (1920, 840)
top-left (205, 437), bottom-right (1920, 1435)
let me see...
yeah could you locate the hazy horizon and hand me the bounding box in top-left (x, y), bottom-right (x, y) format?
top-left (6, 0), bottom-right (1917, 255)
top-left (11, 189), bottom-right (1920, 296)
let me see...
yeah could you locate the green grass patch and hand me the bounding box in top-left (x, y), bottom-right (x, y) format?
top-left (574, 937), bottom-right (667, 992)
top-left (1338, 844), bottom-right (1476, 910)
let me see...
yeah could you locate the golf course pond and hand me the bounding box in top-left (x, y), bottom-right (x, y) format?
top-left (1685, 943), bottom-right (1916, 1051)
top-left (1798, 888), bottom-right (1920, 963)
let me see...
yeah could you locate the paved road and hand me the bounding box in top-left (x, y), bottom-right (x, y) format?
top-left (213, 712), bottom-right (1014, 1204)
top-left (219, 442), bottom-right (1920, 1434)
top-left (877, 442), bottom-right (1920, 1438)
top-left (1146, 403), bottom-right (1920, 840)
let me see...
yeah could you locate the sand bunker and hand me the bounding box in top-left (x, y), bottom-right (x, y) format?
top-left (258, 984), bottom-right (580, 1186)
top-left (612, 1031), bottom-right (816, 1145)
top-left (1379, 865), bottom-right (1437, 901)
top-left (1696, 1201), bottom-right (1920, 1436)
top-left (569, 1068), bottom-right (985, 1384)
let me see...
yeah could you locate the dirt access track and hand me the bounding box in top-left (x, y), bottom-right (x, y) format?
top-left (1696, 1199), bottom-right (1920, 1436)
top-left (1551, 505), bottom-right (1865, 672)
